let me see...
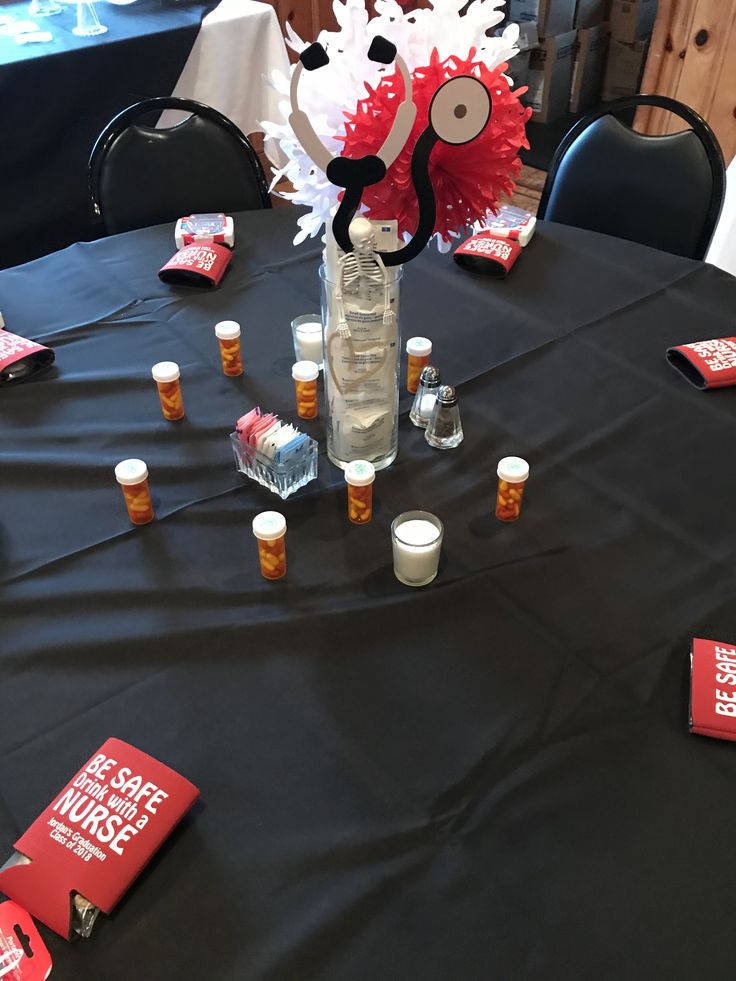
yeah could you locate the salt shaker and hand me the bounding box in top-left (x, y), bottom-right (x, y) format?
top-left (410, 365), bottom-right (440, 429)
top-left (425, 385), bottom-right (463, 449)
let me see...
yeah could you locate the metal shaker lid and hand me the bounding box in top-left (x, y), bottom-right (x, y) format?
top-left (436, 385), bottom-right (457, 406)
top-left (419, 365), bottom-right (440, 386)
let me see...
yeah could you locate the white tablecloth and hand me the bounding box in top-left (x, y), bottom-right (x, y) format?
top-left (707, 158), bottom-right (736, 278)
top-left (159, 0), bottom-right (289, 168)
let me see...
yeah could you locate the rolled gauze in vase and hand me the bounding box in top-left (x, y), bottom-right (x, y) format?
top-left (0, 329), bottom-right (55, 386)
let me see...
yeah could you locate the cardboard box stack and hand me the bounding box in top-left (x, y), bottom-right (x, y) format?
top-left (568, 0), bottom-right (611, 113)
top-left (509, 20), bottom-right (540, 90)
top-left (508, 0), bottom-right (656, 123)
top-left (574, 0), bottom-right (609, 28)
top-left (510, 0), bottom-right (578, 123)
top-left (526, 31), bottom-right (578, 122)
top-left (570, 21), bottom-right (610, 113)
top-left (602, 0), bottom-right (657, 101)
top-left (510, 0), bottom-right (577, 38)
top-left (609, 0), bottom-right (657, 42)
top-left (511, 0), bottom-right (613, 124)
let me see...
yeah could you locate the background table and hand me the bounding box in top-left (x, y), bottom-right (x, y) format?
top-left (158, 0), bottom-right (289, 168)
top-left (2, 210), bottom-right (736, 980)
top-left (707, 156), bottom-right (736, 277)
top-left (0, 0), bottom-right (215, 269)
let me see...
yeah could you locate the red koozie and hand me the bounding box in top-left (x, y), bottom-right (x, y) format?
top-left (159, 242), bottom-right (232, 288)
top-left (453, 232), bottom-right (522, 278)
top-left (666, 338), bottom-right (736, 389)
top-left (690, 638), bottom-right (736, 740)
top-left (0, 331), bottom-right (55, 387)
top-left (0, 739), bottom-right (199, 940)
top-left (0, 902), bottom-right (52, 981)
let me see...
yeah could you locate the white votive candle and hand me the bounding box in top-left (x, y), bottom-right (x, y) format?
top-left (391, 511), bottom-right (444, 587)
top-left (293, 318), bottom-right (324, 367)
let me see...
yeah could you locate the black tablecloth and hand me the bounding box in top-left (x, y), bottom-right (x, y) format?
top-left (2, 210), bottom-right (736, 980)
top-left (0, 0), bottom-right (214, 270)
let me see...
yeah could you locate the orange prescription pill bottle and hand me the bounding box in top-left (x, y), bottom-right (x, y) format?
top-left (406, 337), bottom-right (432, 395)
top-left (215, 320), bottom-right (243, 377)
top-left (252, 511), bottom-right (287, 580)
top-left (115, 459), bottom-right (155, 525)
top-left (345, 459), bottom-right (376, 525)
top-left (495, 456), bottom-right (530, 522)
top-left (152, 361), bottom-right (185, 421)
top-left (292, 361), bottom-right (319, 420)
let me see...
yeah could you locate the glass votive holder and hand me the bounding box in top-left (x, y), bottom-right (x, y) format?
top-left (291, 314), bottom-right (324, 371)
top-left (391, 510), bottom-right (443, 587)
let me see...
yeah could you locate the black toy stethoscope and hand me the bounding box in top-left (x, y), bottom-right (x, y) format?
top-left (289, 36), bottom-right (493, 266)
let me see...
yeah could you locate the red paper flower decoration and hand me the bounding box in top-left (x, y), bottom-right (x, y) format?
top-left (339, 48), bottom-right (532, 243)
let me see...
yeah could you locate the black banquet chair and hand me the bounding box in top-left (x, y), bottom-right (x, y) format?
top-left (537, 95), bottom-right (726, 261)
top-left (89, 97), bottom-right (272, 236)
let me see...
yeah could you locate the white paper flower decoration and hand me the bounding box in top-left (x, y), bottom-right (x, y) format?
top-left (260, 0), bottom-right (522, 246)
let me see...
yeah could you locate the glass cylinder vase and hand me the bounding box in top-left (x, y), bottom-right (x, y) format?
top-left (320, 262), bottom-right (402, 471)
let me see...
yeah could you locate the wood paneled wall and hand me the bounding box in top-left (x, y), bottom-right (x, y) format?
top-left (638, 0), bottom-right (736, 165)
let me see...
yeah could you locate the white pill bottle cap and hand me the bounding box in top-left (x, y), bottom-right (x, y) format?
top-left (115, 459), bottom-right (148, 486)
top-left (345, 460), bottom-right (376, 487)
top-left (292, 361), bottom-right (319, 382)
top-left (252, 511), bottom-right (287, 541)
top-left (497, 457), bottom-right (530, 483)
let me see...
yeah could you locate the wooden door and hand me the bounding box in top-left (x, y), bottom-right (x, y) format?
top-left (638, 0), bottom-right (736, 164)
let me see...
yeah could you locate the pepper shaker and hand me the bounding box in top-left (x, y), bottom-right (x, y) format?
top-left (425, 385), bottom-right (463, 449)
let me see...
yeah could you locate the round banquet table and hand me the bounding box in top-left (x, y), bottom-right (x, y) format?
top-left (2, 209), bottom-right (736, 981)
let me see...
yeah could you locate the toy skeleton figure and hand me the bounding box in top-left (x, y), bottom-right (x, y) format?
top-left (335, 217), bottom-right (395, 339)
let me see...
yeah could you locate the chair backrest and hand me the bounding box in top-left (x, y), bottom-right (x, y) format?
top-left (537, 95), bottom-right (726, 260)
top-left (89, 97), bottom-right (272, 236)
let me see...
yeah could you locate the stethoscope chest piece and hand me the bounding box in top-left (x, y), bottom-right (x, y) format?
top-left (289, 39), bottom-right (493, 264)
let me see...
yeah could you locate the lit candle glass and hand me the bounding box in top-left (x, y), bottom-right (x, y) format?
top-left (391, 510), bottom-right (444, 587)
top-left (291, 315), bottom-right (324, 371)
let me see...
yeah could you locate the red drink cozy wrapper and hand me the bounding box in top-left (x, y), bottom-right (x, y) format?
top-left (159, 242), bottom-right (232, 288)
top-left (0, 738), bottom-right (199, 940)
top-left (453, 232), bottom-right (522, 278)
top-left (0, 331), bottom-right (54, 387)
top-left (666, 338), bottom-right (736, 389)
top-left (0, 902), bottom-right (52, 980)
top-left (690, 638), bottom-right (736, 740)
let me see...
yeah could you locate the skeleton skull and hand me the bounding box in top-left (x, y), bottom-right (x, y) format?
top-left (335, 216), bottom-right (394, 338)
top-left (349, 217), bottom-right (376, 256)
